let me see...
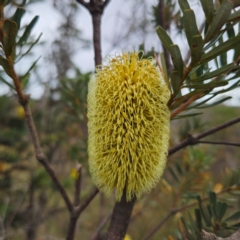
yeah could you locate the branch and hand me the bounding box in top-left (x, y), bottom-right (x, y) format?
top-left (76, 187), bottom-right (99, 215)
top-left (107, 191), bottom-right (136, 240)
top-left (7, 54), bottom-right (74, 213)
top-left (197, 140), bottom-right (240, 147)
top-left (168, 117), bottom-right (240, 156)
top-left (91, 211), bottom-right (113, 240)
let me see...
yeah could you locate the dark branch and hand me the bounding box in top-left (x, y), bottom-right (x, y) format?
top-left (91, 211), bottom-right (113, 240)
top-left (107, 191), bottom-right (136, 240)
top-left (76, 187), bottom-right (99, 215)
top-left (197, 140), bottom-right (240, 147)
top-left (168, 117), bottom-right (240, 156)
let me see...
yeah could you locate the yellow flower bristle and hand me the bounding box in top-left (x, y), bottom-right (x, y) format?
top-left (87, 52), bottom-right (170, 201)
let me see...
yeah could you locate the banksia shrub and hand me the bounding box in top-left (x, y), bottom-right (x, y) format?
top-left (88, 52), bottom-right (170, 201)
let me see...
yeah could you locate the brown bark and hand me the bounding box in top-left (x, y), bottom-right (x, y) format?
top-left (107, 191), bottom-right (136, 240)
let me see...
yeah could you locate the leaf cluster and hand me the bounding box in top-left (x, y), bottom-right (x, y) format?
top-left (156, 0), bottom-right (240, 119)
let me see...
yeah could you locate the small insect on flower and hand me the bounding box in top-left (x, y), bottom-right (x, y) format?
top-left (88, 52), bottom-right (170, 201)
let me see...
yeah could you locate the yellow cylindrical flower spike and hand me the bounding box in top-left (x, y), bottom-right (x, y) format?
top-left (88, 52), bottom-right (170, 201)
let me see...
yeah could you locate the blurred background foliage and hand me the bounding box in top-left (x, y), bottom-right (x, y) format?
top-left (0, 0), bottom-right (240, 239)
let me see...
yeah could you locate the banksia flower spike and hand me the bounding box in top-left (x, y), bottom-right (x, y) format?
top-left (88, 52), bottom-right (170, 201)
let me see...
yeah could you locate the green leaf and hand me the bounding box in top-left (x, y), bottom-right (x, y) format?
top-left (196, 96), bottom-right (232, 109)
top-left (23, 56), bottom-right (40, 78)
top-left (191, 63), bottom-right (235, 82)
top-left (225, 211), bottom-right (240, 222)
top-left (171, 89), bottom-right (206, 110)
top-left (217, 202), bottom-right (228, 221)
top-left (171, 70), bottom-right (181, 96)
top-left (195, 208), bottom-right (202, 231)
top-left (182, 9), bottom-right (199, 48)
top-left (185, 80), bottom-right (228, 89)
top-left (178, 0), bottom-right (190, 11)
top-left (199, 0), bottom-right (214, 24)
top-left (204, 1), bottom-right (233, 43)
top-left (168, 167), bottom-right (179, 182)
top-left (219, 36), bottom-right (227, 66)
top-left (11, 7), bottom-right (26, 29)
top-left (226, 23), bottom-right (235, 39)
top-left (209, 192), bottom-right (217, 209)
top-left (0, 75), bottom-right (15, 89)
top-left (190, 35), bottom-right (204, 66)
top-left (156, 26), bottom-right (173, 52)
top-left (227, 9), bottom-right (240, 22)
top-left (18, 16), bottom-right (39, 45)
top-left (3, 20), bottom-right (17, 56)
top-left (203, 32), bottom-right (224, 52)
top-left (200, 34), bottom-right (240, 63)
top-left (0, 56), bottom-right (12, 78)
top-left (169, 44), bottom-right (184, 77)
top-left (160, 52), bottom-right (170, 91)
top-left (16, 33), bottom-right (42, 62)
top-left (172, 112), bottom-right (203, 120)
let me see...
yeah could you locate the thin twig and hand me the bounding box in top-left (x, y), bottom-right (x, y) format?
top-left (168, 117), bottom-right (240, 156)
top-left (76, 187), bottom-right (99, 215)
top-left (91, 211), bottom-right (113, 240)
top-left (74, 164), bottom-right (82, 207)
top-left (197, 140), bottom-right (240, 147)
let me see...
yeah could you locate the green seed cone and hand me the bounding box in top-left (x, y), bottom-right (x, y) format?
top-left (88, 52), bottom-right (170, 201)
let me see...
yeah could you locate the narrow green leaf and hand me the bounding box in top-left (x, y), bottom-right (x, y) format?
top-left (196, 96), bottom-right (232, 109)
top-left (175, 162), bottom-right (183, 175)
top-left (217, 202), bottom-right (228, 221)
top-left (191, 63), bottom-right (235, 82)
top-left (18, 16), bottom-right (39, 45)
top-left (199, 0), bottom-right (214, 24)
top-left (171, 89), bottom-right (206, 109)
top-left (182, 9), bottom-right (199, 48)
top-left (11, 7), bottom-right (26, 29)
top-left (226, 23), bottom-right (235, 39)
top-left (219, 36), bottom-right (227, 66)
top-left (168, 167), bottom-right (179, 182)
top-left (209, 192), bottom-right (217, 209)
top-left (16, 33), bottom-right (42, 62)
top-left (169, 44), bottom-right (184, 77)
top-left (0, 75), bottom-right (15, 89)
top-left (203, 32), bottom-right (224, 52)
top-left (22, 56), bottom-right (40, 78)
top-left (160, 52), bottom-right (170, 91)
top-left (195, 209), bottom-right (202, 231)
top-left (190, 35), bottom-right (204, 66)
top-left (178, 0), bottom-right (190, 11)
top-left (3, 20), bottom-right (17, 56)
top-left (204, 1), bottom-right (233, 43)
top-left (185, 80), bottom-right (228, 89)
top-left (0, 56), bottom-right (12, 78)
top-left (227, 9), bottom-right (240, 22)
top-left (200, 34), bottom-right (240, 63)
top-left (225, 211), bottom-right (240, 222)
top-left (172, 112), bottom-right (203, 120)
top-left (156, 26), bottom-right (173, 52)
top-left (171, 70), bottom-right (181, 96)
top-left (215, 80), bottom-right (240, 94)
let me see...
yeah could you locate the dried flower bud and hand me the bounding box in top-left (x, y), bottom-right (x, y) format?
top-left (88, 52), bottom-right (170, 201)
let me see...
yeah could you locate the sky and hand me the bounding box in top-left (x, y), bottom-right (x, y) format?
top-left (1, 0), bottom-right (239, 105)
